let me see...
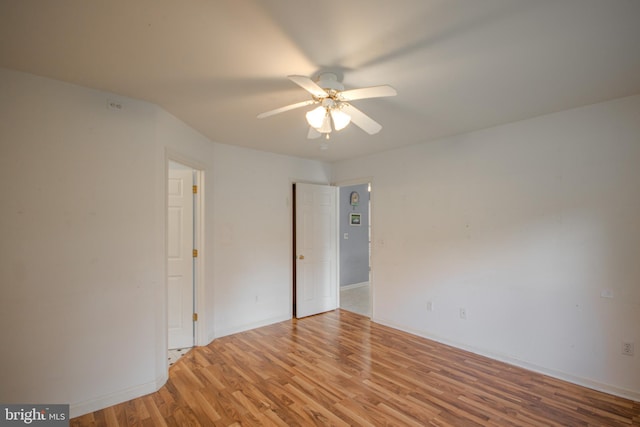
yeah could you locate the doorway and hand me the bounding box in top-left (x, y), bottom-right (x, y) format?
top-left (167, 160), bottom-right (201, 364)
top-left (338, 182), bottom-right (371, 317)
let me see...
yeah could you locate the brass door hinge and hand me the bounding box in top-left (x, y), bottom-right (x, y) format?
top-left (193, 313), bottom-right (198, 322)
top-left (193, 185), bottom-right (198, 194)
top-left (193, 249), bottom-right (198, 258)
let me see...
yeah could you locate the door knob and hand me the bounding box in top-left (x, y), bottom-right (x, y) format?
top-left (298, 255), bottom-right (305, 260)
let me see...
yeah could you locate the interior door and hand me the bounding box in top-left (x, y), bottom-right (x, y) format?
top-left (295, 183), bottom-right (338, 318)
top-left (168, 165), bottom-right (194, 349)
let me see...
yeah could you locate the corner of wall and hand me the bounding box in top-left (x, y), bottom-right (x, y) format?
top-left (70, 373), bottom-right (167, 419)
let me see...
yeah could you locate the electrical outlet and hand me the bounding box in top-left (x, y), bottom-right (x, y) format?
top-left (600, 289), bottom-right (613, 298)
top-left (426, 301), bottom-right (433, 312)
top-left (459, 308), bottom-right (467, 319)
top-left (622, 342), bottom-right (634, 356)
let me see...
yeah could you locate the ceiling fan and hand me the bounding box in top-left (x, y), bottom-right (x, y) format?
top-left (257, 73), bottom-right (397, 139)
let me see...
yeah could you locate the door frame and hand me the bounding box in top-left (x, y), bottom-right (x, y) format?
top-left (292, 178), bottom-right (374, 319)
top-left (165, 150), bottom-right (206, 354)
top-left (335, 177), bottom-right (374, 318)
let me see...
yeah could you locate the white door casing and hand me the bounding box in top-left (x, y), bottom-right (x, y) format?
top-left (168, 166), bottom-right (194, 349)
top-left (295, 183), bottom-right (338, 318)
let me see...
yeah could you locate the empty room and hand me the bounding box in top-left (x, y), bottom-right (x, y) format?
top-left (1, 1), bottom-right (639, 425)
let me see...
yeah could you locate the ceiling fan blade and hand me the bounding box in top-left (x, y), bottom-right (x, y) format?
top-left (288, 75), bottom-right (328, 98)
top-left (257, 99), bottom-right (316, 119)
top-left (342, 104), bottom-right (382, 135)
top-left (307, 127), bottom-right (322, 139)
top-left (339, 85), bottom-right (397, 101)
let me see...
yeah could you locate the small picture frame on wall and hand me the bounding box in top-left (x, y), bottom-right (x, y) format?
top-left (350, 213), bottom-right (361, 226)
top-left (350, 191), bottom-right (360, 206)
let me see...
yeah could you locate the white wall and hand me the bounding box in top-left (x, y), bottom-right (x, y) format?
top-left (156, 112), bottom-right (331, 341)
top-left (0, 68), bottom-right (331, 416)
top-left (332, 95), bottom-right (640, 400)
top-left (3, 64), bottom-right (636, 415)
top-left (211, 143), bottom-right (330, 337)
top-left (0, 68), bottom-right (164, 415)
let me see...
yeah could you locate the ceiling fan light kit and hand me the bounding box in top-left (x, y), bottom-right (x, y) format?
top-left (305, 105), bottom-right (328, 129)
top-left (258, 72), bottom-right (397, 143)
top-left (330, 109), bottom-right (351, 131)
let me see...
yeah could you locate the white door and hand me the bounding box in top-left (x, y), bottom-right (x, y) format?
top-left (168, 165), bottom-right (194, 349)
top-left (295, 183), bottom-right (338, 318)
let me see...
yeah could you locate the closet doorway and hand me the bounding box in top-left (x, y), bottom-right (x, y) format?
top-left (167, 160), bottom-right (202, 364)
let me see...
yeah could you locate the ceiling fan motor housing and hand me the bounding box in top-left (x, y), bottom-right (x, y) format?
top-left (317, 72), bottom-right (344, 91)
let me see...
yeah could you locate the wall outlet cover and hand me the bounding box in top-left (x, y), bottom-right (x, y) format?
top-left (600, 289), bottom-right (614, 298)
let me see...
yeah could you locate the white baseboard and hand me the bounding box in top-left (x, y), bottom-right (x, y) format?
top-left (213, 314), bottom-right (292, 339)
top-left (340, 281), bottom-right (369, 291)
top-left (70, 373), bottom-right (167, 418)
top-left (72, 313), bottom-right (638, 419)
top-left (71, 314), bottom-right (292, 418)
top-left (372, 317), bottom-right (640, 403)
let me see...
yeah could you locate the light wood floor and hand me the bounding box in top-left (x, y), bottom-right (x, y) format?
top-left (72, 310), bottom-right (639, 426)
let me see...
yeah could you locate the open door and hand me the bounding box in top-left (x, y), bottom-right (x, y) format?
top-left (168, 164), bottom-right (194, 349)
top-left (294, 183), bottom-right (338, 318)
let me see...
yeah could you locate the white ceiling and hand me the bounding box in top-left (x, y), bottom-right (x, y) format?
top-left (2, 0), bottom-right (639, 162)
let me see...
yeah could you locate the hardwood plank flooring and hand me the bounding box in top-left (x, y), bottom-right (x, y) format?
top-left (71, 310), bottom-right (640, 426)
